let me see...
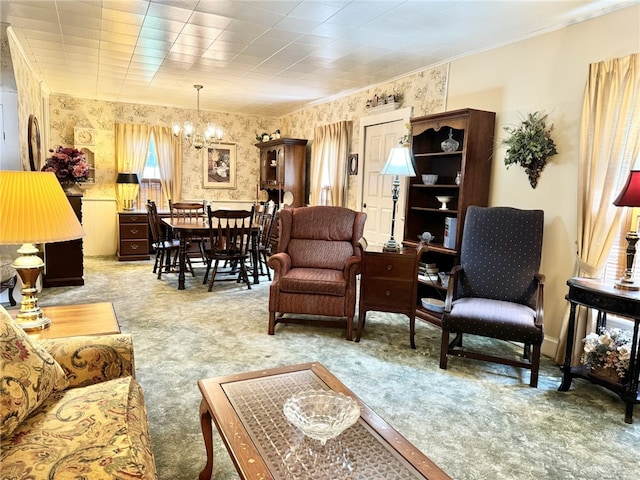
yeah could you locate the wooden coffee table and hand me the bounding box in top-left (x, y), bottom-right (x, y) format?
top-left (8, 302), bottom-right (120, 340)
top-left (198, 362), bottom-right (451, 480)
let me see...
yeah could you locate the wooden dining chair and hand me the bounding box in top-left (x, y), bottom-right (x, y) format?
top-left (203, 206), bottom-right (255, 291)
top-left (250, 202), bottom-right (276, 280)
top-left (169, 200), bottom-right (207, 266)
top-left (147, 200), bottom-right (194, 279)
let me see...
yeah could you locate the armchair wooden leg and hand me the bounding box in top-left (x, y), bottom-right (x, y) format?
top-left (346, 316), bottom-right (353, 341)
top-left (440, 329), bottom-right (450, 369)
top-left (530, 344), bottom-right (541, 388)
top-left (268, 311), bottom-right (276, 335)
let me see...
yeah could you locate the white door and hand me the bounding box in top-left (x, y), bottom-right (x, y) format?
top-left (361, 119), bottom-right (410, 247)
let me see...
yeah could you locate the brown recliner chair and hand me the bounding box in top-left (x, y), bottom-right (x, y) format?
top-left (267, 206), bottom-right (366, 340)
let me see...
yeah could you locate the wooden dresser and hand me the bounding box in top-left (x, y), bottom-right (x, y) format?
top-left (117, 211), bottom-right (150, 261)
top-left (43, 194), bottom-right (84, 287)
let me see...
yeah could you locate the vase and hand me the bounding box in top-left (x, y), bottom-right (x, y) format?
top-left (61, 181), bottom-right (83, 195)
top-left (588, 366), bottom-right (623, 384)
top-left (440, 129), bottom-right (459, 152)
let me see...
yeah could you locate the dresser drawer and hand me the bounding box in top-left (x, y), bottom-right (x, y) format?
top-left (119, 223), bottom-right (147, 240)
top-left (119, 239), bottom-right (149, 256)
top-left (361, 278), bottom-right (414, 307)
top-left (364, 255), bottom-right (415, 279)
top-left (120, 213), bottom-right (147, 224)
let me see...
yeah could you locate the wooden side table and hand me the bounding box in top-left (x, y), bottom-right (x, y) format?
top-left (559, 277), bottom-right (640, 423)
top-left (356, 243), bottom-right (424, 348)
top-left (8, 302), bottom-right (121, 340)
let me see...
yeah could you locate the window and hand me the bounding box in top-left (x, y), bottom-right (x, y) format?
top-left (603, 206), bottom-right (640, 284)
top-left (602, 205), bottom-right (637, 329)
top-left (136, 133), bottom-right (166, 210)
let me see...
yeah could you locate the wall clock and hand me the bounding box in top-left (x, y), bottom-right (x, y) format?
top-left (74, 127), bottom-right (95, 146)
top-left (28, 114), bottom-right (41, 172)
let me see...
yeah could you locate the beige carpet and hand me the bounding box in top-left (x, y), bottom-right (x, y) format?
top-left (35, 257), bottom-right (640, 480)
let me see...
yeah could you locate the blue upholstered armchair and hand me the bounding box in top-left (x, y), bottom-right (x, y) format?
top-left (439, 206), bottom-right (545, 387)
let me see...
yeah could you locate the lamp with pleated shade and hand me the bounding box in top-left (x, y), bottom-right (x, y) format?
top-left (0, 171), bottom-right (85, 330)
top-left (613, 170), bottom-right (640, 291)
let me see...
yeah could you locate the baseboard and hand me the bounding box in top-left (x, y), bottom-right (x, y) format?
top-left (542, 335), bottom-right (559, 359)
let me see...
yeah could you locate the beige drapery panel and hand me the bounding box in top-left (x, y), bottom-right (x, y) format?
top-left (554, 53), bottom-right (640, 365)
top-left (115, 123), bottom-right (151, 209)
top-left (152, 126), bottom-right (182, 205)
top-left (309, 121), bottom-right (352, 206)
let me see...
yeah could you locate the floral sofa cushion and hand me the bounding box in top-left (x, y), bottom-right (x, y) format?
top-left (40, 334), bottom-right (135, 388)
top-left (1, 376), bottom-right (156, 479)
top-left (0, 307), bottom-right (69, 438)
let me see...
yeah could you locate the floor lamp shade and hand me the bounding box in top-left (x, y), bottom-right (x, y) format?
top-left (0, 171), bottom-right (85, 329)
top-left (613, 170), bottom-right (640, 290)
top-left (116, 172), bottom-right (140, 210)
top-left (380, 142), bottom-right (416, 252)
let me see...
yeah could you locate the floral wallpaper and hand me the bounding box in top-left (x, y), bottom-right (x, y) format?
top-left (45, 65), bottom-right (446, 206)
top-left (7, 27), bottom-right (44, 172)
top-left (280, 66), bottom-right (448, 208)
top-left (48, 96), bottom-right (279, 203)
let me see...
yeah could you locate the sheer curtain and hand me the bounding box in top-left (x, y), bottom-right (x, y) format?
top-left (554, 53), bottom-right (640, 365)
top-left (309, 121), bottom-right (352, 206)
top-left (152, 126), bottom-right (182, 205)
top-left (115, 123), bottom-right (151, 210)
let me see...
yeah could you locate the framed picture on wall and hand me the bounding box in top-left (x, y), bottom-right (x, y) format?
top-left (203, 143), bottom-right (236, 189)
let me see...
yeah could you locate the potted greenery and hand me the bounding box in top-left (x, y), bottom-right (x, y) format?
top-left (501, 111), bottom-right (558, 188)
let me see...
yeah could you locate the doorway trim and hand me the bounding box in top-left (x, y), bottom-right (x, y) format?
top-left (356, 106), bottom-right (413, 212)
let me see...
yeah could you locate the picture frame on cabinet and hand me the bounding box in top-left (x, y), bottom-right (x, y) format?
top-left (203, 143), bottom-right (236, 189)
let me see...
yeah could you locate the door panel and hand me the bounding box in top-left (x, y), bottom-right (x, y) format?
top-left (362, 120), bottom-right (408, 247)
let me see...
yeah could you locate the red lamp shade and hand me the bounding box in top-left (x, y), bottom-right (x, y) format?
top-left (613, 170), bottom-right (640, 207)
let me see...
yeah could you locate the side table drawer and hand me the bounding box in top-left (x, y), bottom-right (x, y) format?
top-left (120, 239), bottom-right (149, 256)
top-left (120, 223), bottom-right (147, 240)
top-left (362, 278), bottom-right (414, 308)
top-left (364, 256), bottom-right (415, 279)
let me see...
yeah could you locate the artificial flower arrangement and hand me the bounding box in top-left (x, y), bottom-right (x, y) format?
top-left (581, 327), bottom-right (632, 378)
top-left (41, 146), bottom-right (89, 184)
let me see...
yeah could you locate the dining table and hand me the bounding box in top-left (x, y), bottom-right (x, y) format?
top-left (161, 217), bottom-right (261, 290)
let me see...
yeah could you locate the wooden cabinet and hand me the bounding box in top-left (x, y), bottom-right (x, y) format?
top-left (403, 108), bottom-right (496, 327)
top-left (118, 211), bottom-right (150, 261)
top-left (43, 194), bottom-right (84, 287)
top-left (357, 243), bottom-right (425, 349)
top-left (256, 138), bottom-right (307, 207)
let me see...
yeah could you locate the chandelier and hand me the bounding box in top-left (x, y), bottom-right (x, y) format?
top-left (172, 84), bottom-right (223, 150)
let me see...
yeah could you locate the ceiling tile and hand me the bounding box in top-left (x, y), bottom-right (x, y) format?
top-left (2, 0), bottom-right (633, 116)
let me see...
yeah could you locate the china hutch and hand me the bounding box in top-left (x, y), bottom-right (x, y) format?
top-left (256, 138), bottom-right (308, 208)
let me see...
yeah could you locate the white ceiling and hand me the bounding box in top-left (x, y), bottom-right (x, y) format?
top-left (2, 0), bottom-right (637, 117)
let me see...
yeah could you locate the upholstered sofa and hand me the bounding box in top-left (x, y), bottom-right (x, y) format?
top-left (0, 306), bottom-right (157, 479)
